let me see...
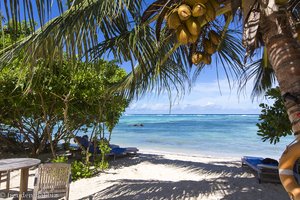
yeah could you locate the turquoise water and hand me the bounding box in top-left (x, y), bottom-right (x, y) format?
top-left (105, 114), bottom-right (293, 159)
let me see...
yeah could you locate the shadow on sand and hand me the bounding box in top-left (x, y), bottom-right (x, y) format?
top-left (77, 153), bottom-right (289, 200)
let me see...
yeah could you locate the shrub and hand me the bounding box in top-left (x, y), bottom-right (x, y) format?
top-left (71, 160), bottom-right (93, 181)
top-left (51, 156), bottom-right (68, 163)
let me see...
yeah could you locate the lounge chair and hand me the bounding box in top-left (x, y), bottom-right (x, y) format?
top-left (241, 156), bottom-right (280, 183)
top-left (74, 136), bottom-right (139, 158)
top-left (33, 163), bottom-right (71, 200)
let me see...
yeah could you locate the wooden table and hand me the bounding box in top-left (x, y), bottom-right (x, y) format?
top-left (0, 158), bottom-right (41, 200)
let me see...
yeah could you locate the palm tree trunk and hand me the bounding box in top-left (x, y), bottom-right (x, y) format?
top-left (262, 10), bottom-right (300, 137)
top-left (260, 7), bottom-right (300, 199)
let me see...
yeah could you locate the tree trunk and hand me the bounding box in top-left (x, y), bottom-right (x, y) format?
top-left (262, 10), bottom-right (300, 137)
top-left (261, 6), bottom-right (300, 199)
top-left (47, 124), bottom-right (57, 158)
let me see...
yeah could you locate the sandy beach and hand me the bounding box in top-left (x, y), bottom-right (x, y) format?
top-left (0, 150), bottom-right (289, 200)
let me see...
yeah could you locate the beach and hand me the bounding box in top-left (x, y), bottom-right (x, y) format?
top-left (1, 150), bottom-right (289, 200)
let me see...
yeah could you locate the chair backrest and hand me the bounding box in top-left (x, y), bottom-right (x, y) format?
top-left (33, 163), bottom-right (71, 200)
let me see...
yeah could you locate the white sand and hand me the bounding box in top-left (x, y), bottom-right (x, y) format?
top-left (0, 150), bottom-right (290, 200)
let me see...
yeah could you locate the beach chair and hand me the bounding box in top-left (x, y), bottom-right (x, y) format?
top-left (74, 136), bottom-right (139, 158)
top-left (110, 147), bottom-right (139, 159)
top-left (33, 163), bottom-right (71, 200)
top-left (0, 170), bottom-right (10, 197)
top-left (241, 156), bottom-right (280, 183)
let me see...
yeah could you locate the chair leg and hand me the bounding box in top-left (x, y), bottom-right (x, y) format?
top-left (5, 171), bottom-right (10, 195)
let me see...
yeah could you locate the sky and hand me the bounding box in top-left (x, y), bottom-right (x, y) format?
top-left (126, 82), bottom-right (264, 114)
top-left (125, 70), bottom-right (269, 114)
top-left (0, 1), bottom-right (274, 115)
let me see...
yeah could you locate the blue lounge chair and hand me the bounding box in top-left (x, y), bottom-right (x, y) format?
top-left (241, 156), bottom-right (280, 183)
top-left (74, 136), bottom-right (139, 158)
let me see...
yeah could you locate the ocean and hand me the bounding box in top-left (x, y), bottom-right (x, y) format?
top-left (106, 114), bottom-right (293, 159)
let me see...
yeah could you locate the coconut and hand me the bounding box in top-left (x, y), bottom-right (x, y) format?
top-left (192, 3), bottom-right (206, 17)
top-left (185, 17), bottom-right (201, 36)
top-left (189, 34), bottom-right (199, 43)
top-left (176, 25), bottom-right (191, 44)
top-left (192, 52), bottom-right (204, 64)
top-left (178, 4), bottom-right (192, 21)
top-left (209, 30), bottom-right (221, 45)
top-left (203, 39), bottom-right (216, 54)
top-left (167, 10), bottom-right (181, 29)
top-left (184, 0), bottom-right (208, 7)
top-left (205, 2), bottom-right (216, 22)
top-left (203, 54), bottom-right (212, 64)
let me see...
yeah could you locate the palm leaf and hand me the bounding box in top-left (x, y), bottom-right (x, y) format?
top-left (192, 17), bottom-right (245, 85)
top-left (141, 0), bottom-right (169, 22)
top-left (2, 0), bottom-right (64, 30)
top-left (239, 47), bottom-right (276, 99)
top-left (155, 5), bottom-right (170, 42)
top-left (0, 0), bottom-right (143, 66)
top-left (98, 24), bottom-right (191, 100)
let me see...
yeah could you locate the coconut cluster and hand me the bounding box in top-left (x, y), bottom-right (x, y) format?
top-left (191, 30), bottom-right (221, 65)
top-left (167, 0), bottom-right (216, 45)
top-left (166, 0), bottom-right (221, 65)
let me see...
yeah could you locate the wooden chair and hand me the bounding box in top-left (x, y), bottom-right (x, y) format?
top-left (0, 170), bottom-right (10, 197)
top-left (33, 163), bottom-right (71, 200)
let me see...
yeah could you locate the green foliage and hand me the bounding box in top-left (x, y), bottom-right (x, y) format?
top-left (71, 160), bottom-right (93, 181)
top-left (98, 138), bottom-right (111, 170)
top-left (52, 156), bottom-right (68, 163)
top-left (0, 20), bottom-right (33, 48)
top-left (0, 21), bottom-right (129, 157)
top-left (257, 87), bottom-right (292, 144)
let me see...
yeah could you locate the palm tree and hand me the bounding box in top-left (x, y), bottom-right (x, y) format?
top-left (1, 0), bottom-right (300, 195)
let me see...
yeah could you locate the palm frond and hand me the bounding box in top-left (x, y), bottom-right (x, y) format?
top-left (155, 5), bottom-right (170, 42)
top-left (239, 47), bottom-right (276, 100)
top-left (141, 0), bottom-right (169, 22)
top-left (141, 0), bottom-right (181, 41)
top-left (114, 50), bottom-right (191, 101)
top-left (192, 27), bottom-right (245, 85)
top-left (1, 0), bottom-right (64, 30)
top-left (0, 0), bottom-right (143, 66)
top-left (91, 21), bottom-right (192, 100)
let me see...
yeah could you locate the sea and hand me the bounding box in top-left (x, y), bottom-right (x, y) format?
top-left (104, 114), bottom-right (294, 160)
